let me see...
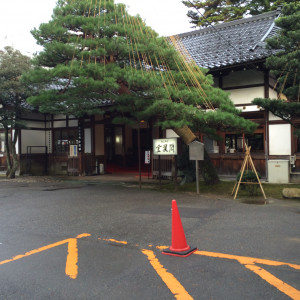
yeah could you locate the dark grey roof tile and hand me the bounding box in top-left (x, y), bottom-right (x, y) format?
top-left (176, 10), bottom-right (279, 70)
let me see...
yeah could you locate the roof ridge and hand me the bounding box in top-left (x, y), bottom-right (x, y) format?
top-left (176, 10), bottom-right (278, 38)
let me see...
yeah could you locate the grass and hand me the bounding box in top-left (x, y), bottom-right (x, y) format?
top-left (156, 179), bottom-right (300, 201)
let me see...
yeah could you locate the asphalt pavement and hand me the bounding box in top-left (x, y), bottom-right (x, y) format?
top-left (0, 176), bottom-right (299, 299)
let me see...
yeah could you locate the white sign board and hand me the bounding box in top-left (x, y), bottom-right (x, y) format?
top-left (153, 138), bottom-right (178, 155)
top-left (145, 150), bottom-right (151, 164)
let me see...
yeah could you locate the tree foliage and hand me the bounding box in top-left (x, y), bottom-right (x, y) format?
top-left (23, 0), bottom-right (257, 184)
top-left (253, 2), bottom-right (300, 136)
top-left (182, 0), bottom-right (297, 28)
top-left (0, 46), bottom-right (32, 178)
top-left (24, 0), bottom-right (256, 135)
top-left (265, 2), bottom-right (300, 101)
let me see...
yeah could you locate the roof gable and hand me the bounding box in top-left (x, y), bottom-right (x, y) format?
top-left (176, 10), bottom-right (280, 70)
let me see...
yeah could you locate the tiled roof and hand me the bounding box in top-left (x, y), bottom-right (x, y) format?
top-left (176, 10), bottom-right (280, 70)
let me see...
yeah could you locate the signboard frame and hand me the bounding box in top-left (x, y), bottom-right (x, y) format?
top-left (153, 138), bottom-right (178, 156)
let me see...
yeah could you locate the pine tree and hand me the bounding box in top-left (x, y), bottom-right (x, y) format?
top-left (23, 0), bottom-right (256, 184)
top-left (253, 2), bottom-right (300, 136)
top-left (182, 0), bottom-right (297, 28)
top-left (0, 47), bottom-right (32, 178)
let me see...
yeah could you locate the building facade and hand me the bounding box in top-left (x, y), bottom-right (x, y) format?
top-left (1, 9), bottom-right (299, 183)
top-left (176, 9), bottom-right (299, 183)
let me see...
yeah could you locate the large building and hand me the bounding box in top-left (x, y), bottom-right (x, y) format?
top-left (176, 8), bottom-right (299, 183)
top-left (1, 9), bottom-right (299, 183)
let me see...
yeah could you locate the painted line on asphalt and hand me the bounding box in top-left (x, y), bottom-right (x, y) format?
top-left (98, 239), bottom-right (300, 270)
top-left (142, 249), bottom-right (193, 300)
top-left (244, 264), bottom-right (300, 300)
top-left (1, 234), bottom-right (299, 299)
top-left (99, 238), bottom-right (128, 245)
top-left (194, 250), bottom-right (300, 300)
top-left (99, 238), bottom-right (300, 299)
top-left (194, 250), bottom-right (300, 270)
top-left (0, 233), bottom-right (91, 279)
top-left (65, 238), bottom-right (79, 279)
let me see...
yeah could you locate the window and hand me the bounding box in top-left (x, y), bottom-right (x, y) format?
top-left (0, 132), bottom-right (5, 153)
top-left (225, 133), bottom-right (264, 153)
top-left (53, 128), bottom-right (78, 154)
top-left (245, 134), bottom-right (264, 151)
top-left (0, 132), bottom-right (11, 154)
top-left (225, 134), bottom-right (243, 152)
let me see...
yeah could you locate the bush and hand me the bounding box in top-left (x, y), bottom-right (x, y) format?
top-left (236, 170), bottom-right (261, 196)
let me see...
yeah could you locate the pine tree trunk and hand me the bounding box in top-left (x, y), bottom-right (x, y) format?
top-left (173, 126), bottom-right (219, 185)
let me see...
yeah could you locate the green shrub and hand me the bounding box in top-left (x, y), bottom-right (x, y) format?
top-left (236, 170), bottom-right (261, 182)
top-left (236, 170), bottom-right (261, 196)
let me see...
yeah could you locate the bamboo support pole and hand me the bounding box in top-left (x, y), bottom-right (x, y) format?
top-left (233, 144), bottom-right (267, 200)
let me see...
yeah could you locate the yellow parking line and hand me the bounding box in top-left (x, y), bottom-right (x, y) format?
top-left (99, 238), bottom-right (128, 245)
top-left (194, 250), bottom-right (300, 270)
top-left (142, 249), bottom-right (193, 300)
top-left (193, 250), bottom-right (300, 299)
top-left (65, 238), bottom-right (78, 279)
top-left (0, 233), bottom-right (91, 280)
top-left (245, 264), bottom-right (300, 300)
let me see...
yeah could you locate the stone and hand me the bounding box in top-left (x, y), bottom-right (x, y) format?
top-left (282, 188), bottom-right (300, 199)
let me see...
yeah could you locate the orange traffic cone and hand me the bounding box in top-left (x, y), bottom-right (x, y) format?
top-left (162, 200), bottom-right (197, 257)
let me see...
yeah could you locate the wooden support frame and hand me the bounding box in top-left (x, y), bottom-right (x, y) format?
top-left (232, 144), bottom-right (266, 200)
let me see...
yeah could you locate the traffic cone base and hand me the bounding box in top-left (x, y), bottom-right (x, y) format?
top-left (162, 246), bottom-right (197, 257)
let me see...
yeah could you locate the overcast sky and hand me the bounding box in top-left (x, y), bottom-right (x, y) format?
top-left (0, 0), bottom-right (194, 56)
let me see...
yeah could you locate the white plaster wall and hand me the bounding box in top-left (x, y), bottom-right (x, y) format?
top-left (24, 121), bottom-right (46, 128)
top-left (228, 87), bottom-right (265, 105)
top-left (21, 130), bottom-right (48, 154)
top-left (53, 120), bottom-right (66, 128)
top-left (269, 88), bottom-right (277, 99)
top-left (237, 105), bottom-right (261, 112)
top-left (166, 129), bottom-right (179, 138)
top-left (223, 70), bottom-right (264, 88)
top-left (53, 114), bottom-right (66, 128)
top-left (53, 114), bottom-right (66, 120)
top-left (269, 124), bottom-right (291, 155)
top-left (269, 112), bottom-right (283, 121)
top-left (69, 119), bottom-right (78, 127)
top-left (84, 128), bottom-right (92, 153)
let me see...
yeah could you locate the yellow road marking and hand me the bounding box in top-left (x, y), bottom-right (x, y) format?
top-left (65, 238), bottom-right (78, 279)
top-left (244, 264), bottom-right (300, 300)
top-left (0, 233), bottom-right (90, 279)
top-left (194, 250), bottom-right (300, 299)
top-left (142, 249), bottom-right (193, 300)
top-left (194, 250), bottom-right (300, 270)
top-left (2, 233), bottom-right (299, 298)
top-left (99, 238), bottom-right (128, 245)
top-left (99, 239), bottom-right (300, 299)
top-left (156, 245), bottom-right (169, 250)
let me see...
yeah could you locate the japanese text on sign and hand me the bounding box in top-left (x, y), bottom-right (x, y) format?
top-left (145, 151), bottom-right (151, 164)
top-left (153, 138), bottom-right (178, 155)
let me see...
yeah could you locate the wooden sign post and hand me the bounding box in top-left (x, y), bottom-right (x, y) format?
top-left (189, 141), bottom-right (204, 194)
